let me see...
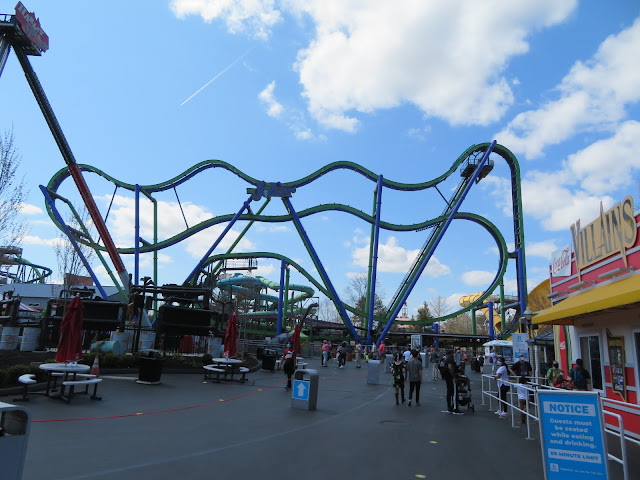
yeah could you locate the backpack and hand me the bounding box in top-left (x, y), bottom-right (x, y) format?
top-left (438, 358), bottom-right (448, 379)
top-left (572, 368), bottom-right (586, 389)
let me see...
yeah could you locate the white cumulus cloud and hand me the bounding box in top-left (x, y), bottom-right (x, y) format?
top-left (497, 17), bottom-right (640, 158)
top-left (258, 81), bottom-right (284, 118)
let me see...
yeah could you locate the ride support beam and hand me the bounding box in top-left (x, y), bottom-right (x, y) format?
top-left (377, 141), bottom-right (497, 343)
top-left (184, 194), bottom-right (253, 284)
top-left (277, 259), bottom-right (286, 336)
top-left (40, 186), bottom-right (109, 299)
top-left (488, 301), bottom-right (495, 340)
top-left (283, 197), bottom-right (360, 341)
top-left (364, 186), bottom-right (377, 338)
top-left (12, 46), bottom-right (129, 293)
top-left (367, 175), bottom-right (383, 344)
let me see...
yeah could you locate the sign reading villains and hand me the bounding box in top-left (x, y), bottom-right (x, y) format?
top-left (570, 196), bottom-right (636, 280)
top-left (14, 2), bottom-right (49, 53)
top-left (248, 181), bottom-right (296, 201)
top-left (606, 329), bottom-right (627, 402)
top-left (538, 390), bottom-right (608, 480)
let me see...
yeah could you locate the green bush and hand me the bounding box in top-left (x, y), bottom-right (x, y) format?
top-left (0, 369), bottom-right (8, 387)
top-left (102, 353), bottom-right (117, 368)
top-left (202, 353), bottom-right (213, 365)
top-left (7, 365), bottom-right (31, 385)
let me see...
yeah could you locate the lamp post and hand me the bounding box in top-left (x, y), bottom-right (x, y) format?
top-left (522, 307), bottom-right (538, 377)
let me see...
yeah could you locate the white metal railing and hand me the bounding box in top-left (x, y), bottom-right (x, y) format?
top-left (481, 374), bottom-right (633, 479)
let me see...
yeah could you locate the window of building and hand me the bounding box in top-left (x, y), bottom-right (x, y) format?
top-left (580, 335), bottom-right (602, 390)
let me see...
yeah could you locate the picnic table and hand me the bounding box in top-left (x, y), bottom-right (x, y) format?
top-left (38, 363), bottom-right (101, 402)
top-left (203, 358), bottom-right (249, 383)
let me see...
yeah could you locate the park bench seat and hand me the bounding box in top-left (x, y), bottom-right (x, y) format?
top-left (61, 378), bottom-right (102, 401)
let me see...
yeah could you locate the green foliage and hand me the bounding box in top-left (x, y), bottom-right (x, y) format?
top-left (0, 369), bottom-right (8, 387)
top-left (7, 365), bottom-right (31, 385)
top-left (417, 301), bottom-right (433, 322)
top-left (202, 353), bottom-right (213, 365)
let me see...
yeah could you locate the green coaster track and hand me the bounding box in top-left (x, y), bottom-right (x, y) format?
top-left (43, 142), bottom-right (527, 343)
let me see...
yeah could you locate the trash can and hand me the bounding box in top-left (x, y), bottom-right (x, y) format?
top-left (0, 401), bottom-right (31, 480)
top-left (137, 349), bottom-right (164, 385)
top-left (261, 349), bottom-right (276, 371)
top-left (367, 359), bottom-right (382, 384)
top-left (291, 369), bottom-right (319, 410)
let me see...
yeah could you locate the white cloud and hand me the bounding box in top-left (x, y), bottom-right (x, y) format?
top-left (258, 81), bottom-right (284, 118)
top-left (170, 0), bottom-right (282, 39)
top-left (255, 223), bottom-right (291, 233)
top-left (497, 17), bottom-right (640, 158)
top-left (526, 240), bottom-right (559, 260)
top-left (18, 203), bottom-right (43, 215)
top-left (290, 0), bottom-right (576, 131)
top-left (461, 270), bottom-right (495, 286)
top-left (97, 194), bottom-right (255, 257)
top-left (174, 0), bottom-right (577, 132)
top-left (522, 168), bottom-right (615, 231)
top-left (446, 293), bottom-right (463, 312)
top-left (321, 215), bottom-right (329, 221)
top-left (517, 120), bottom-right (640, 231)
top-left (254, 262), bottom-right (276, 277)
top-left (352, 236), bottom-right (451, 275)
top-left (566, 120), bottom-right (640, 195)
top-left (21, 235), bottom-right (59, 247)
top-left (257, 82), bottom-right (320, 140)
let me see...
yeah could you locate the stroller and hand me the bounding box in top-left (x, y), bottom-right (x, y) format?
top-left (455, 372), bottom-right (474, 412)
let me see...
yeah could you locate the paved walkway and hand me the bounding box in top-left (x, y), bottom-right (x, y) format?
top-left (2, 358), bottom-right (636, 479)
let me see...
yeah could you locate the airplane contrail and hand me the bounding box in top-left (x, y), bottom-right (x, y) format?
top-left (180, 47), bottom-right (254, 106)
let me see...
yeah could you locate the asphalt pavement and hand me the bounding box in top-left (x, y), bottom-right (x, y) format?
top-left (2, 358), bottom-right (635, 480)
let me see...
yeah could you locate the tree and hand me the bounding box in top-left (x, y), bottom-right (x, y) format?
top-left (317, 297), bottom-right (341, 323)
top-left (416, 301), bottom-right (433, 322)
top-left (444, 311), bottom-right (472, 334)
top-left (344, 274), bottom-right (386, 330)
top-left (428, 295), bottom-right (450, 318)
top-left (0, 129), bottom-right (28, 247)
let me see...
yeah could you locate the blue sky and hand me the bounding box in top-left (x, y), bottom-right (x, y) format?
top-left (1, 1), bottom-right (639, 318)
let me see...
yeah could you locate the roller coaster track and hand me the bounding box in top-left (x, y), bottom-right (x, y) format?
top-left (44, 142), bottom-right (526, 341)
top-left (0, 247), bottom-right (52, 284)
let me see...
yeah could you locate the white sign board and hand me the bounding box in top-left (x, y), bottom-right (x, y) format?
top-left (512, 333), bottom-right (529, 361)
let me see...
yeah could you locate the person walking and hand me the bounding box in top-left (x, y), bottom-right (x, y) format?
top-left (281, 343), bottom-right (296, 390)
top-left (516, 375), bottom-right (530, 424)
top-left (354, 342), bottom-right (362, 368)
top-left (430, 349), bottom-right (440, 380)
top-left (321, 340), bottom-right (330, 367)
top-left (390, 353), bottom-right (406, 405)
top-left (478, 354), bottom-right (485, 373)
top-left (407, 350), bottom-right (423, 406)
top-left (569, 358), bottom-right (591, 391)
top-left (337, 342), bottom-right (347, 368)
top-left (495, 356), bottom-right (510, 417)
top-left (403, 346), bottom-right (412, 364)
top-left (546, 360), bottom-right (561, 386)
top-left (442, 350), bottom-right (463, 414)
top-left (489, 348), bottom-right (497, 375)
top-left (378, 340), bottom-right (387, 363)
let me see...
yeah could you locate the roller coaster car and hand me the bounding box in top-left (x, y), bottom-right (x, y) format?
top-left (459, 157), bottom-right (494, 180)
top-left (155, 304), bottom-right (219, 336)
top-left (45, 298), bottom-right (126, 331)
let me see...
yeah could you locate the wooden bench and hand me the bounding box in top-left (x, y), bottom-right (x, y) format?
top-left (203, 365), bottom-right (225, 383)
top-left (61, 378), bottom-right (103, 401)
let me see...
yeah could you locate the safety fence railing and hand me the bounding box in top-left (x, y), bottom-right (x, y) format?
top-left (481, 374), bottom-right (633, 480)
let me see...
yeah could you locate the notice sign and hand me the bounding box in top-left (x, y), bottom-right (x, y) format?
top-left (538, 390), bottom-right (608, 480)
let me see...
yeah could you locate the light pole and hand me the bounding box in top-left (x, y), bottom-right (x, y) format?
top-left (522, 307), bottom-right (537, 377)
